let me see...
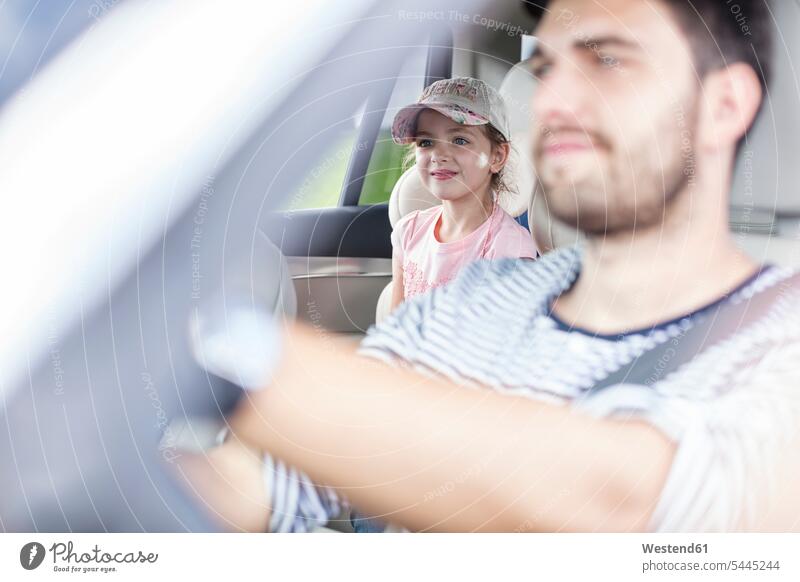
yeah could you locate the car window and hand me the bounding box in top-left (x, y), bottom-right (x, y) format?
top-left (281, 106), bottom-right (363, 211)
top-left (358, 47), bottom-right (428, 206)
top-left (282, 45), bottom-right (428, 211)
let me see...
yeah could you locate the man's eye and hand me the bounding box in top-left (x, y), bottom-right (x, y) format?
top-left (531, 62), bottom-right (552, 78)
top-left (417, 139), bottom-right (433, 148)
top-left (453, 137), bottom-right (469, 146)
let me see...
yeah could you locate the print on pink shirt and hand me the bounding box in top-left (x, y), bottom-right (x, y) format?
top-left (392, 204), bottom-right (538, 301)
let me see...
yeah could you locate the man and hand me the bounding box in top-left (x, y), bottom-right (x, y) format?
top-left (181, 0), bottom-right (800, 532)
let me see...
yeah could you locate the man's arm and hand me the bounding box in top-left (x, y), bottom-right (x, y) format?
top-left (230, 324), bottom-right (675, 532)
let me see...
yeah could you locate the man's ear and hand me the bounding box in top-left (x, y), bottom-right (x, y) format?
top-left (491, 142), bottom-right (511, 173)
top-left (699, 63), bottom-right (763, 153)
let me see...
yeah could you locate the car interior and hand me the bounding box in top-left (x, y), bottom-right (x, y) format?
top-left (1, 0), bottom-right (798, 533)
top-left (263, 0), bottom-right (800, 344)
top-left (170, 0), bottom-right (800, 532)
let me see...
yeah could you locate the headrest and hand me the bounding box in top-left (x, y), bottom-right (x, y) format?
top-left (388, 166), bottom-right (440, 227)
top-left (498, 60), bottom-right (583, 252)
top-left (500, 61), bottom-right (576, 249)
top-left (528, 187), bottom-right (583, 254)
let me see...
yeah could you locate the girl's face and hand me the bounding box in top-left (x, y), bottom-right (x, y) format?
top-left (414, 109), bottom-right (508, 203)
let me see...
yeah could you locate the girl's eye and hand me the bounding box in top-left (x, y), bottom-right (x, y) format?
top-left (416, 138), bottom-right (433, 148)
top-left (598, 54), bottom-right (621, 69)
top-left (453, 137), bottom-right (469, 146)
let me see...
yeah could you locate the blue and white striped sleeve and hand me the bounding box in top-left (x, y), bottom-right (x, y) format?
top-left (263, 453), bottom-right (345, 533)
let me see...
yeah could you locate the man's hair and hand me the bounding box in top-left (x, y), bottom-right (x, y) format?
top-left (524, 0), bottom-right (773, 91)
top-left (660, 0), bottom-right (772, 95)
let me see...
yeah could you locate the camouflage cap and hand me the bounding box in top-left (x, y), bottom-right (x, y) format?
top-left (391, 77), bottom-right (511, 145)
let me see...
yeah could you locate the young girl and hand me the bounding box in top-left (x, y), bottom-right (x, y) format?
top-left (389, 77), bottom-right (538, 311)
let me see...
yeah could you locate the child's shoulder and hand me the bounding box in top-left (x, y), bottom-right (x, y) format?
top-left (495, 205), bottom-right (527, 228)
top-left (489, 207), bottom-right (539, 258)
top-left (404, 205), bottom-right (441, 222)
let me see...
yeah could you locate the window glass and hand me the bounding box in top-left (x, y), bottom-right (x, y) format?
top-left (358, 47), bottom-right (428, 206)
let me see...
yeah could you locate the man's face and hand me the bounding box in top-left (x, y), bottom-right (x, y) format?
top-left (531, 0), bottom-right (700, 235)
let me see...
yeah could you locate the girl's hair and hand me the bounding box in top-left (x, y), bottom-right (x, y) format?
top-left (402, 123), bottom-right (518, 199)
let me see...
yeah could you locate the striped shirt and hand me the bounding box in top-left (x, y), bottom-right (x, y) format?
top-left (269, 246), bottom-right (800, 532)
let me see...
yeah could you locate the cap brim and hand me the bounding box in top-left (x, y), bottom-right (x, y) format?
top-left (391, 103), bottom-right (489, 145)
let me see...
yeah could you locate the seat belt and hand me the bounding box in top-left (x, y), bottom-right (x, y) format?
top-left (589, 271), bottom-right (800, 391)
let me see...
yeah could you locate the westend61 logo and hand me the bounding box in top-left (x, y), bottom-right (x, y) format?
top-left (20, 541), bottom-right (158, 574)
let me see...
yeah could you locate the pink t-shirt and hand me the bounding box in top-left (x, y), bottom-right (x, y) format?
top-left (392, 204), bottom-right (538, 300)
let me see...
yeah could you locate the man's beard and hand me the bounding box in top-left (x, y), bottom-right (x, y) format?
top-left (534, 105), bottom-right (697, 237)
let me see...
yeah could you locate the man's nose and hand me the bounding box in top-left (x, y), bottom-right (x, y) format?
top-left (532, 62), bottom-right (591, 131)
